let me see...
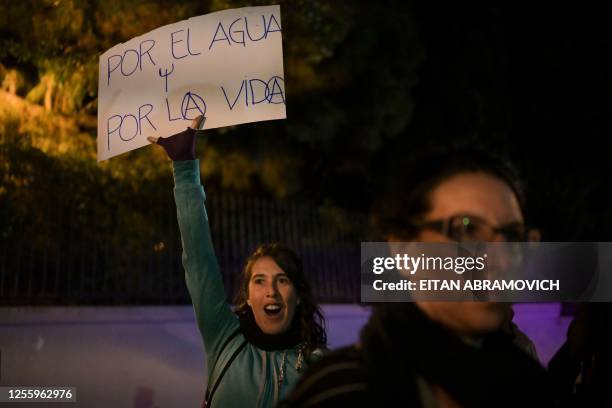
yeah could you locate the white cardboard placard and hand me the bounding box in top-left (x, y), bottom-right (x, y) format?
top-left (97, 5), bottom-right (285, 161)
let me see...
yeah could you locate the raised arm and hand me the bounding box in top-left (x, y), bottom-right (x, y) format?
top-left (149, 118), bottom-right (239, 360)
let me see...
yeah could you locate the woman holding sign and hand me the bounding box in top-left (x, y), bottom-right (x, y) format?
top-left (148, 116), bottom-right (326, 408)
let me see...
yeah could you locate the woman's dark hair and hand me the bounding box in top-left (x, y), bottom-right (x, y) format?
top-left (234, 243), bottom-right (327, 355)
top-left (371, 146), bottom-right (525, 240)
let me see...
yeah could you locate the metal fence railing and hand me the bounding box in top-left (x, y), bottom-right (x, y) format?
top-left (0, 190), bottom-right (367, 305)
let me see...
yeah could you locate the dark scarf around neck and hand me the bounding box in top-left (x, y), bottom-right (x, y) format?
top-left (360, 303), bottom-right (554, 408)
top-left (237, 307), bottom-right (302, 351)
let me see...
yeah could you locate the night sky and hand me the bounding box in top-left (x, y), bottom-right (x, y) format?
top-left (375, 3), bottom-right (612, 241)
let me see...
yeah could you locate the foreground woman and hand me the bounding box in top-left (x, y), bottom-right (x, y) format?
top-left (281, 148), bottom-right (553, 407)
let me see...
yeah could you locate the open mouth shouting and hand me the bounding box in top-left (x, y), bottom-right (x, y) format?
top-left (263, 303), bottom-right (283, 318)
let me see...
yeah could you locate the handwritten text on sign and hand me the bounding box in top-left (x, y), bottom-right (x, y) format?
top-left (97, 6), bottom-right (285, 161)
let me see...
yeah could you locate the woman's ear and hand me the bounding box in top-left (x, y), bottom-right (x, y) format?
top-left (246, 298), bottom-right (252, 307)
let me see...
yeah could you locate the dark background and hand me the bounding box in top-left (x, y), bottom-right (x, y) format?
top-left (1, 1), bottom-right (610, 304)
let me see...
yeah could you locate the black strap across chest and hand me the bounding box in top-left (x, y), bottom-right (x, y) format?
top-left (204, 327), bottom-right (247, 408)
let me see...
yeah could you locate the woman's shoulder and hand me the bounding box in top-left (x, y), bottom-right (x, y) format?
top-left (307, 345), bottom-right (364, 366)
top-left (280, 345), bottom-right (371, 407)
top-left (306, 346), bottom-right (326, 363)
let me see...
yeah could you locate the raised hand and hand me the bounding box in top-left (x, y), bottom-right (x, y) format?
top-left (147, 115), bottom-right (206, 161)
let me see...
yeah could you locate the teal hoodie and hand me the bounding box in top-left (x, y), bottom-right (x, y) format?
top-left (173, 160), bottom-right (313, 408)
